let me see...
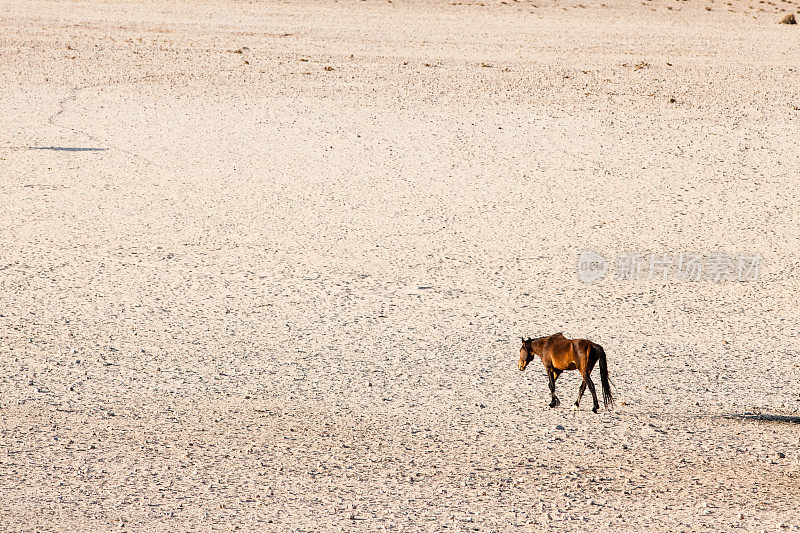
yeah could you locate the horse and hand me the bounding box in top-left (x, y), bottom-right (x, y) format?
top-left (518, 333), bottom-right (613, 413)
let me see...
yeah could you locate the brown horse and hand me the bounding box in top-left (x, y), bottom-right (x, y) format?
top-left (518, 333), bottom-right (613, 413)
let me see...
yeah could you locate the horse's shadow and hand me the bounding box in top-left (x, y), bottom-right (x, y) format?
top-left (727, 413), bottom-right (800, 424)
top-left (30, 146), bottom-right (108, 152)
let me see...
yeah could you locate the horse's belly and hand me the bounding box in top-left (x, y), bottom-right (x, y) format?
top-left (565, 363), bottom-right (577, 371)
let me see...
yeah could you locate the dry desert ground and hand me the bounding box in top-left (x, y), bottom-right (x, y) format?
top-left (1, 0), bottom-right (800, 530)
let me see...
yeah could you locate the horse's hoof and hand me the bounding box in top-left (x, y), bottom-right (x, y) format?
top-left (549, 399), bottom-right (560, 408)
top-left (592, 407), bottom-right (598, 414)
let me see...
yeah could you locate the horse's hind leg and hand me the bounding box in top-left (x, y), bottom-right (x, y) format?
top-left (585, 376), bottom-right (600, 413)
top-left (548, 369), bottom-right (561, 408)
top-left (579, 343), bottom-right (600, 412)
top-left (573, 381), bottom-right (587, 410)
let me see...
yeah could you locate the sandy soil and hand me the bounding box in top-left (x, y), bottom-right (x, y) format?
top-left (2, 0), bottom-right (800, 530)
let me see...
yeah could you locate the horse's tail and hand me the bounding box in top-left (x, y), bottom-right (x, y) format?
top-left (593, 343), bottom-right (613, 409)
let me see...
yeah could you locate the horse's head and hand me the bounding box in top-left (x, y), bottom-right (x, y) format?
top-left (518, 337), bottom-right (535, 371)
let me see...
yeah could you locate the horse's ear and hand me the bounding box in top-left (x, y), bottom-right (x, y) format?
top-left (520, 336), bottom-right (525, 344)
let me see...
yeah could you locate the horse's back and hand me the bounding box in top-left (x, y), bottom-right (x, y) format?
top-left (543, 334), bottom-right (572, 352)
top-left (545, 334), bottom-right (590, 351)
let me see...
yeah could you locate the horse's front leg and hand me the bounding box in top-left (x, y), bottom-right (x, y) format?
top-left (547, 369), bottom-right (561, 407)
